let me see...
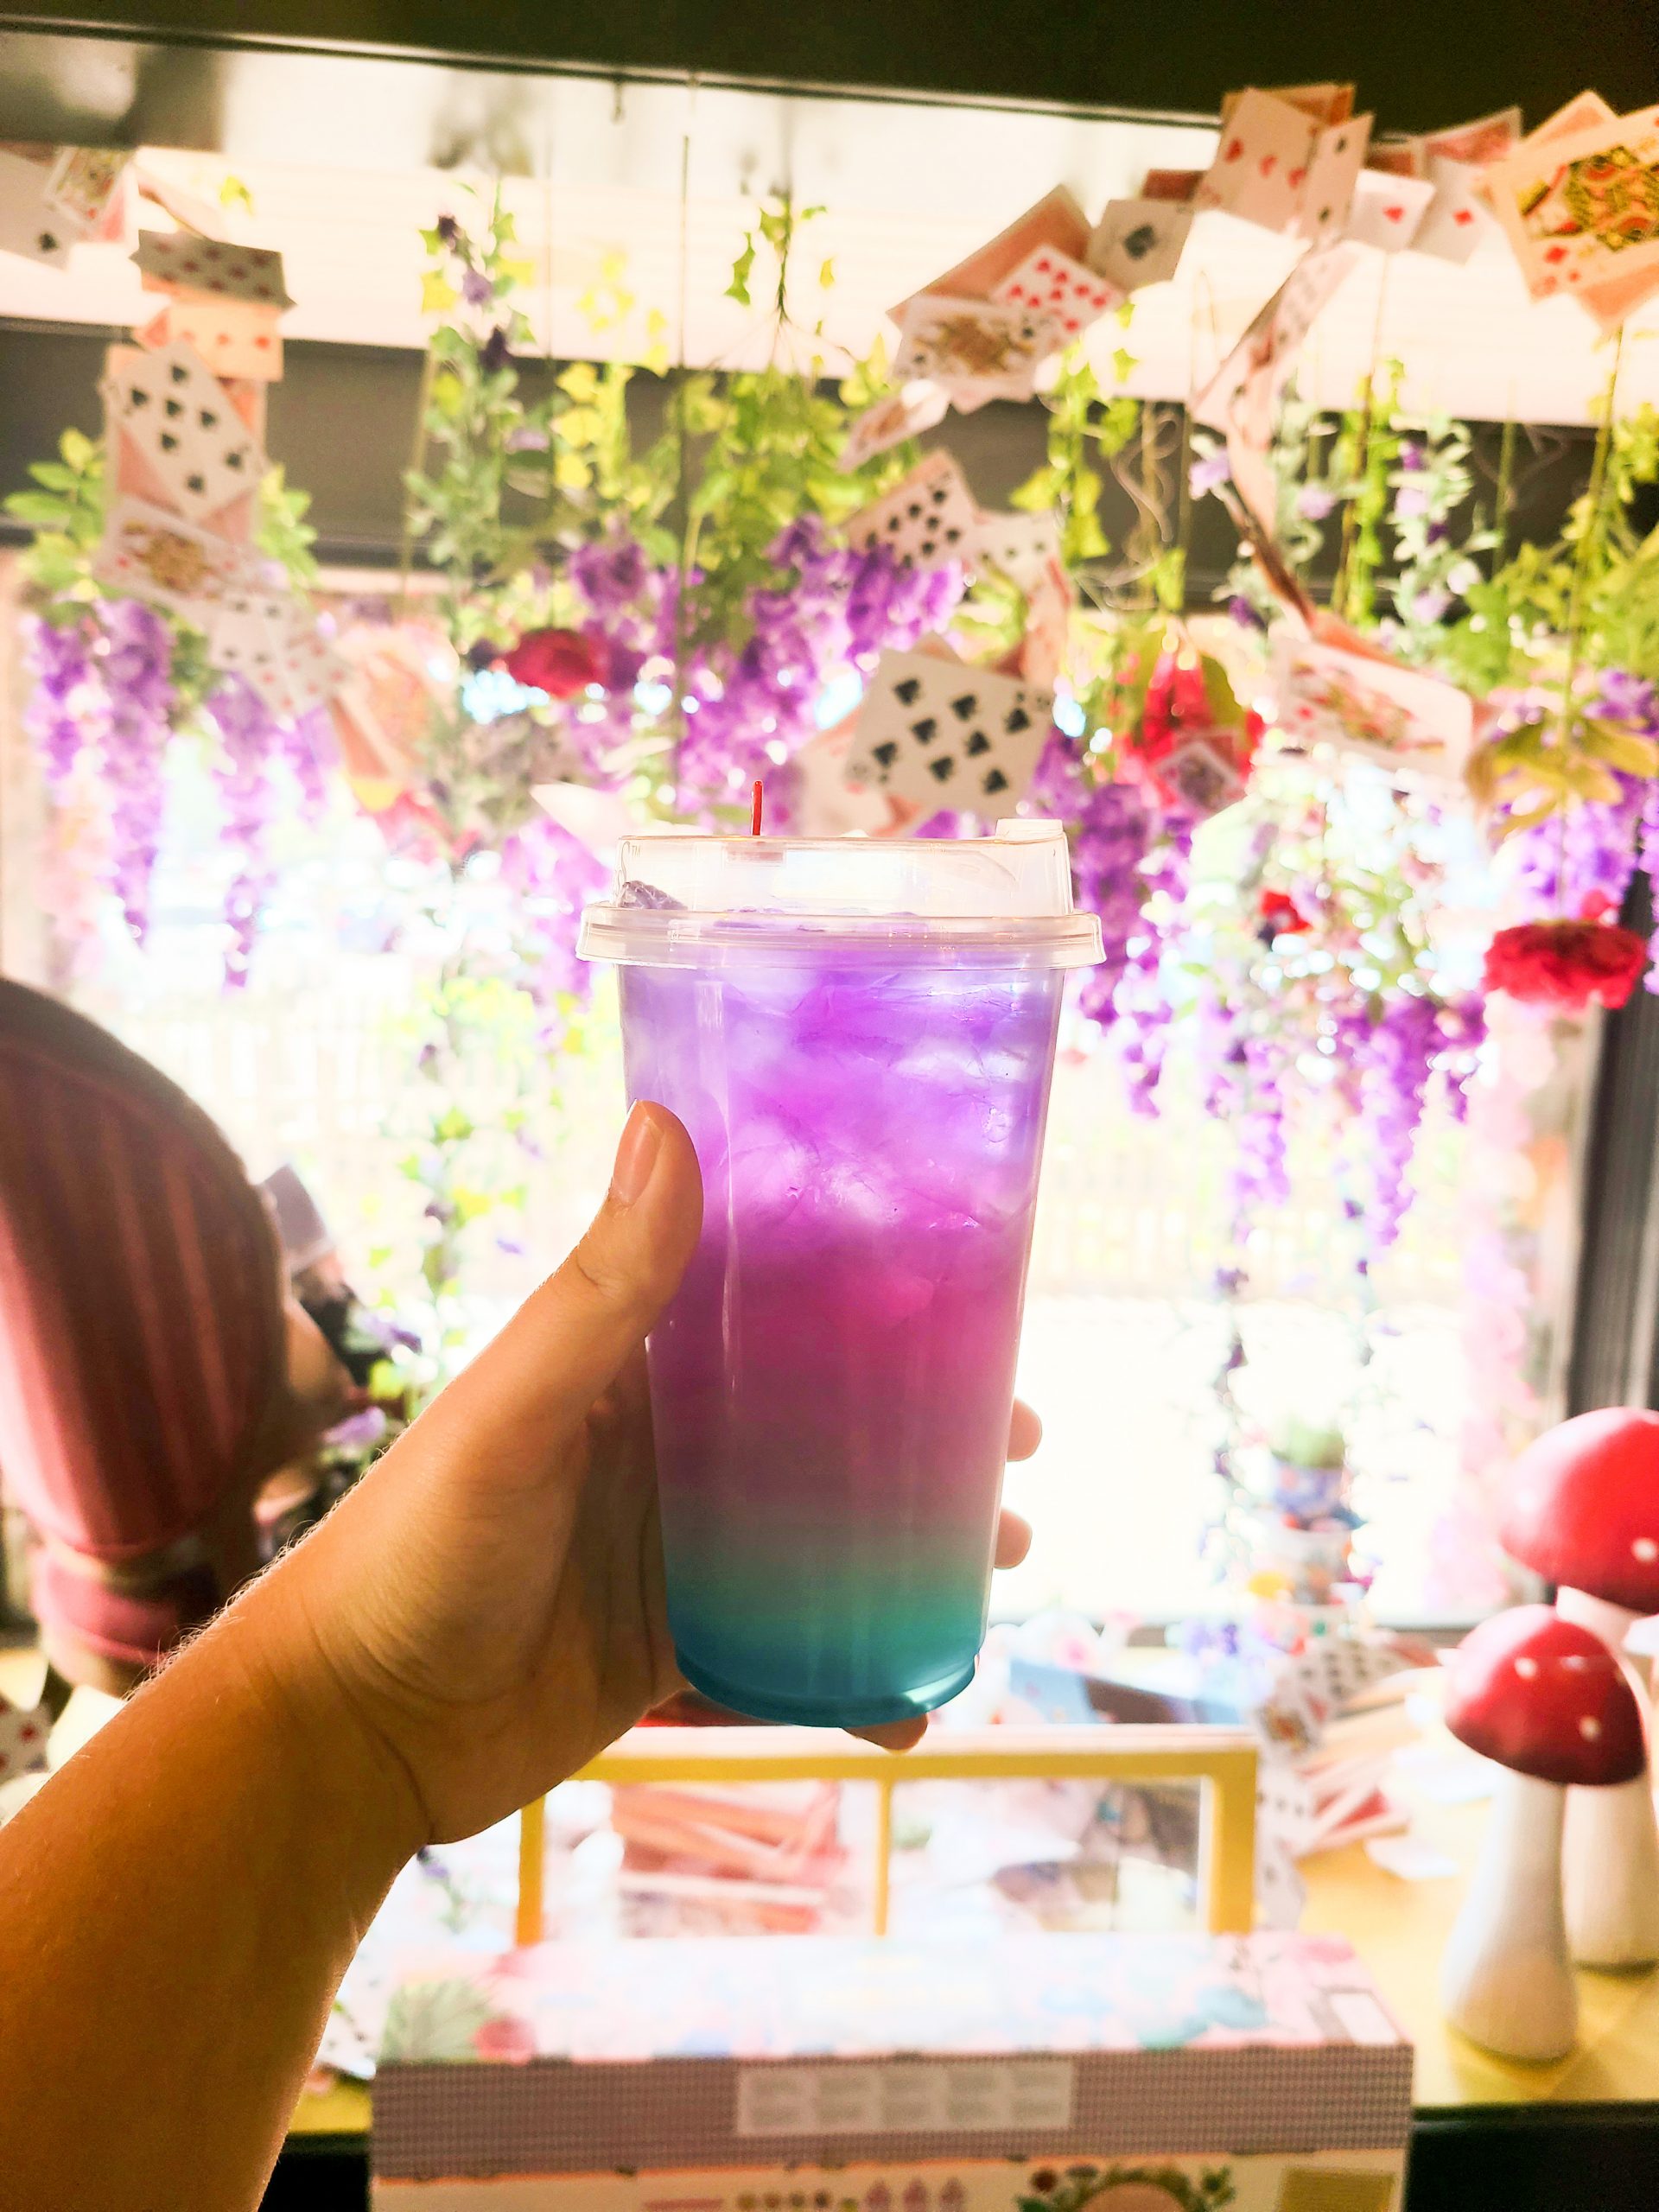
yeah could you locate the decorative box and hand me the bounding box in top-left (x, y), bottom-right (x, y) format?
top-left (371, 1931), bottom-right (1410, 2209)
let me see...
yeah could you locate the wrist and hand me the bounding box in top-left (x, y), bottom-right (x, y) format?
top-left (225, 1560), bottom-right (432, 1897)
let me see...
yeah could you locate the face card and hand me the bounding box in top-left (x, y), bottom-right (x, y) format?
top-left (44, 147), bottom-right (128, 230)
top-left (969, 506), bottom-right (1062, 589)
top-left (844, 449), bottom-right (979, 569)
top-left (1293, 114), bottom-right (1373, 244)
top-left (836, 380), bottom-right (949, 473)
top-left (101, 339), bottom-right (264, 523)
top-left (1409, 155), bottom-right (1496, 265)
top-left (990, 245), bottom-right (1118, 338)
top-left (93, 497), bottom-right (260, 615)
top-left (893, 293), bottom-right (1062, 397)
top-left (844, 650), bottom-right (1054, 812)
top-left (1486, 102), bottom-right (1659, 305)
top-left (888, 185), bottom-right (1090, 321)
top-left (0, 148), bottom-right (78, 267)
top-left (1161, 735), bottom-right (1249, 817)
top-left (1086, 198), bottom-right (1193, 292)
top-left (1344, 168), bottom-right (1436, 251)
top-left (1471, 93), bottom-right (1619, 295)
top-left (1274, 632), bottom-right (1475, 787)
top-left (1195, 88), bottom-right (1320, 233)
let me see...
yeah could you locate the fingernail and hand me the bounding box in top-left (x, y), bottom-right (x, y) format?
top-left (611, 1103), bottom-right (664, 1207)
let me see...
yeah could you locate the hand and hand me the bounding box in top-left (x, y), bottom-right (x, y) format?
top-left (262, 1103), bottom-right (1039, 1847)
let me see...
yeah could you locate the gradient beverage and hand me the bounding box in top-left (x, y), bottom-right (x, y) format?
top-left (580, 826), bottom-right (1100, 1726)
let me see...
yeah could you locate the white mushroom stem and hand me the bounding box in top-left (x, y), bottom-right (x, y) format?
top-left (1440, 1768), bottom-right (1578, 2063)
top-left (1555, 1586), bottom-right (1659, 1968)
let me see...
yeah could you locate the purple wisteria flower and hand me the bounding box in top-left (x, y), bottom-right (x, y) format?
top-left (461, 267), bottom-right (494, 309)
top-left (207, 675), bottom-right (283, 988)
top-left (25, 616), bottom-right (99, 800)
top-left (1294, 483), bottom-right (1337, 521)
top-left (1189, 450), bottom-right (1231, 498)
top-left (96, 599), bottom-right (175, 944)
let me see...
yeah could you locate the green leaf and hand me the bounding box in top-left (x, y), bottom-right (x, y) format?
top-left (421, 271), bottom-right (460, 315)
top-left (725, 236), bottom-right (756, 307)
top-left (3, 491), bottom-right (72, 527)
top-left (219, 174), bottom-right (255, 215)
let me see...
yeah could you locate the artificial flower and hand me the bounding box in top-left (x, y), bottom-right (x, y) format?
top-left (1481, 918), bottom-right (1649, 1013)
top-left (501, 627), bottom-right (603, 699)
top-left (1257, 887), bottom-right (1311, 938)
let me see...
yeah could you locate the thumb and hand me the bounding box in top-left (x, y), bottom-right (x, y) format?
top-left (419, 1102), bottom-right (703, 1465)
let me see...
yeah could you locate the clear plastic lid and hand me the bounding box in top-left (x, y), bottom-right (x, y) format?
top-left (577, 821), bottom-right (1103, 970)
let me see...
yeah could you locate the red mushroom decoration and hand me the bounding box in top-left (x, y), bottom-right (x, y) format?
top-left (1501, 1408), bottom-right (1659, 1967)
top-left (1440, 1605), bottom-right (1644, 2061)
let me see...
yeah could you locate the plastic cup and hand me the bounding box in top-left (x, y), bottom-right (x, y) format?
top-left (578, 823), bottom-right (1102, 1727)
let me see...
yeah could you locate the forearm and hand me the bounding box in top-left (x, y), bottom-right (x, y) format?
top-left (0, 1569), bottom-right (424, 2212)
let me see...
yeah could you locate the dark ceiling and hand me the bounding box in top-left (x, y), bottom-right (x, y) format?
top-left (1, 1), bottom-right (1655, 137)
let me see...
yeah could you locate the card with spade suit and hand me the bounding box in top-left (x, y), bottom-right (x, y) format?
top-left (1086, 198), bottom-right (1193, 292)
top-left (843, 449), bottom-right (980, 569)
top-left (843, 649), bottom-right (1054, 812)
top-left (0, 147), bottom-right (78, 267)
top-left (101, 339), bottom-right (265, 526)
top-left (1292, 114), bottom-right (1373, 245)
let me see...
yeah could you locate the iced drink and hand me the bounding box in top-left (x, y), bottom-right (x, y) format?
top-left (580, 826), bottom-right (1100, 1726)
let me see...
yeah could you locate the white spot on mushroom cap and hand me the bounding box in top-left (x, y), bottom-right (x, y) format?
top-left (1581, 1717), bottom-right (1603, 1740)
top-left (1636, 1538), bottom-right (1658, 1562)
top-left (1515, 1656), bottom-right (1539, 1679)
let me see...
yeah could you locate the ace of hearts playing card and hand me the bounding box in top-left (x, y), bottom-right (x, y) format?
top-left (843, 650), bottom-right (1054, 813)
top-left (102, 339), bottom-right (265, 524)
top-left (843, 449), bottom-right (980, 569)
top-left (1344, 168), bottom-right (1436, 252)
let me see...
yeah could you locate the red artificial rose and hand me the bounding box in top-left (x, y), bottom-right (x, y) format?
top-left (1258, 888), bottom-right (1311, 936)
top-left (1481, 919), bottom-right (1649, 1013)
top-left (502, 627), bottom-right (603, 699)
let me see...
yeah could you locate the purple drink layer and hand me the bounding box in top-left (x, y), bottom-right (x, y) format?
top-left (620, 957), bottom-right (1062, 1725)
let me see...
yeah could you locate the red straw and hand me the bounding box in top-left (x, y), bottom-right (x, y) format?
top-left (750, 779), bottom-right (765, 837)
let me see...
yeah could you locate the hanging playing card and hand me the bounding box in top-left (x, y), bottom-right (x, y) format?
top-left (1018, 556), bottom-right (1075, 689)
top-left (843, 448), bottom-right (979, 569)
top-left (1465, 92), bottom-right (1616, 296)
top-left (1292, 113), bottom-right (1373, 245)
top-left (133, 231), bottom-right (293, 308)
top-left (843, 649), bottom-right (1054, 813)
top-left (93, 497), bottom-right (261, 615)
top-left (211, 588), bottom-right (346, 720)
top-left (1344, 168), bottom-right (1436, 252)
top-left (836, 380), bottom-right (949, 473)
top-left (989, 245), bottom-right (1118, 338)
top-left (0, 1696), bottom-right (49, 1783)
top-left (1483, 100), bottom-right (1659, 315)
top-left (1192, 246), bottom-right (1358, 531)
top-left (102, 339), bottom-right (265, 524)
top-left (0, 147), bottom-right (78, 267)
top-left (969, 507), bottom-right (1061, 590)
top-left (1273, 631), bottom-right (1475, 788)
top-left (1221, 81), bottom-right (1353, 129)
top-left (893, 293), bottom-right (1062, 400)
top-left (43, 146), bottom-right (128, 231)
top-left (1409, 156), bottom-right (1496, 266)
top-left (1085, 198), bottom-right (1193, 292)
top-left (888, 185), bottom-right (1090, 321)
top-left (1195, 88), bottom-right (1320, 233)
top-left (1416, 105), bottom-right (1525, 168)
